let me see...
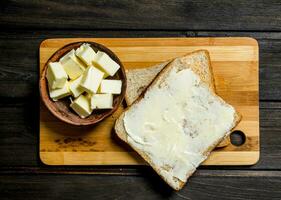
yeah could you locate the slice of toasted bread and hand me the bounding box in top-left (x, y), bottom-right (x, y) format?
top-left (115, 50), bottom-right (241, 190)
top-left (125, 51), bottom-right (228, 148)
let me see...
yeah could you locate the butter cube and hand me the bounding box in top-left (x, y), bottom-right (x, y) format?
top-left (60, 54), bottom-right (86, 80)
top-left (70, 94), bottom-right (92, 118)
top-left (91, 94), bottom-right (113, 109)
top-left (80, 66), bottom-right (104, 94)
top-left (93, 51), bottom-right (120, 76)
top-left (46, 62), bottom-right (68, 89)
top-left (75, 43), bottom-right (97, 66)
top-left (59, 49), bottom-right (75, 63)
top-left (100, 80), bottom-right (122, 94)
top-left (69, 76), bottom-right (84, 98)
top-left (48, 81), bottom-right (71, 101)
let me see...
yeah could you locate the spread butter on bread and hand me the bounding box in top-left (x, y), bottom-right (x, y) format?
top-left (115, 50), bottom-right (241, 190)
top-left (125, 51), bottom-right (229, 148)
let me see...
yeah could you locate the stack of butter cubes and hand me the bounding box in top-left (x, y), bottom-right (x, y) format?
top-left (46, 43), bottom-right (122, 118)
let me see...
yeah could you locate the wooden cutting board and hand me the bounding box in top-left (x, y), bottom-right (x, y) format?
top-left (40, 37), bottom-right (259, 165)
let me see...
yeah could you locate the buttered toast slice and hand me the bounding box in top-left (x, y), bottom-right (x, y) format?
top-left (125, 51), bottom-right (229, 148)
top-left (115, 50), bottom-right (241, 190)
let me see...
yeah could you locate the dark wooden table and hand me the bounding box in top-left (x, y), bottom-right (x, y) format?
top-left (1, 1), bottom-right (281, 199)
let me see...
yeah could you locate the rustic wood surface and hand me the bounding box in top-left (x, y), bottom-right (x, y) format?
top-left (0, 1), bottom-right (281, 199)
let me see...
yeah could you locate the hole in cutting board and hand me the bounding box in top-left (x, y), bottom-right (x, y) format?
top-left (230, 131), bottom-right (246, 146)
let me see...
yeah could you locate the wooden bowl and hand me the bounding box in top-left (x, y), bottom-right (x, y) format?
top-left (40, 41), bottom-right (127, 126)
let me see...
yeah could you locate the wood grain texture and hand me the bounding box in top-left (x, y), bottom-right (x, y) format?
top-left (1, 170), bottom-right (281, 200)
top-left (0, 0), bottom-right (281, 198)
top-left (0, 30), bottom-right (280, 101)
top-left (1, 0), bottom-right (281, 31)
top-left (0, 31), bottom-right (279, 169)
top-left (39, 37), bottom-right (259, 165)
top-left (2, 101), bottom-right (280, 169)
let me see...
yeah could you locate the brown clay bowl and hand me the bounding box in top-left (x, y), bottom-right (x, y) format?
top-left (40, 41), bottom-right (127, 126)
